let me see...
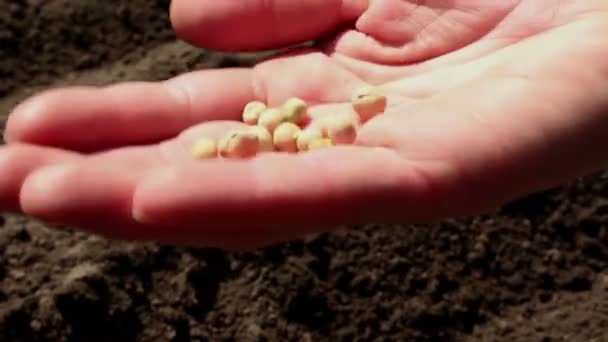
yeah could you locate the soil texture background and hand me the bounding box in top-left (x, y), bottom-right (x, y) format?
top-left (1, 1), bottom-right (607, 341)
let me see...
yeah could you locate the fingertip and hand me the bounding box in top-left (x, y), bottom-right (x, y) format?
top-left (169, 0), bottom-right (202, 48)
top-left (4, 95), bottom-right (48, 144)
top-left (0, 144), bottom-right (80, 211)
top-left (5, 87), bottom-right (95, 147)
top-left (169, 0), bottom-right (238, 51)
top-left (20, 163), bottom-right (74, 219)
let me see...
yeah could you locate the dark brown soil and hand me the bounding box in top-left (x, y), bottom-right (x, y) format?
top-left (1, 1), bottom-right (607, 341)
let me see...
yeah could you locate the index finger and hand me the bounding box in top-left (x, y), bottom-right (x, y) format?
top-left (170, 0), bottom-right (368, 51)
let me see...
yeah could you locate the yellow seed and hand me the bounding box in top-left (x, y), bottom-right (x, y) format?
top-left (325, 115), bottom-right (358, 145)
top-left (273, 122), bottom-right (302, 153)
top-left (258, 108), bottom-right (285, 133)
top-left (351, 86), bottom-right (387, 123)
top-left (296, 125), bottom-right (324, 152)
top-left (218, 129), bottom-right (260, 159)
top-left (248, 125), bottom-right (274, 152)
top-left (281, 97), bottom-right (307, 124)
top-left (308, 138), bottom-right (334, 150)
top-left (242, 101), bottom-right (267, 125)
top-left (190, 137), bottom-right (217, 159)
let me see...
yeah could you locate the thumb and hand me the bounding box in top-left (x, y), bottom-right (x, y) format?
top-left (170, 0), bottom-right (369, 51)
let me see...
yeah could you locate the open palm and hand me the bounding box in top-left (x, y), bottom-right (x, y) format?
top-left (2, 0), bottom-right (607, 248)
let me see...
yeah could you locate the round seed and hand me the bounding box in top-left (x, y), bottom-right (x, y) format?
top-left (248, 125), bottom-right (274, 152)
top-left (242, 101), bottom-right (267, 125)
top-left (190, 137), bottom-right (217, 159)
top-left (218, 129), bottom-right (260, 159)
top-left (258, 108), bottom-right (285, 133)
top-left (281, 97), bottom-right (307, 124)
top-left (273, 122), bottom-right (302, 153)
top-left (296, 125), bottom-right (324, 152)
top-left (325, 115), bottom-right (358, 145)
top-left (308, 138), bottom-right (334, 150)
top-left (351, 86), bottom-right (387, 123)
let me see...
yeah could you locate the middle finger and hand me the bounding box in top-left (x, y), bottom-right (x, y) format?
top-left (4, 68), bottom-right (257, 152)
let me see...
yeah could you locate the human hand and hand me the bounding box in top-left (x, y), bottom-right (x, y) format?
top-left (1, 0), bottom-right (607, 249)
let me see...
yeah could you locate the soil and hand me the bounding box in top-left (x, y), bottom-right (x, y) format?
top-left (1, 1), bottom-right (607, 341)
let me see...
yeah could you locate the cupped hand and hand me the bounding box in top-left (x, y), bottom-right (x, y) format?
top-left (2, 0), bottom-right (608, 249)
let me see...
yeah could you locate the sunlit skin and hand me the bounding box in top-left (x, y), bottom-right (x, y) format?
top-left (1, 0), bottom-right (607, 249)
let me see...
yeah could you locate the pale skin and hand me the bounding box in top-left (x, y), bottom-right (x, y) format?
top-left (1, 0), bottom-right (607, 249)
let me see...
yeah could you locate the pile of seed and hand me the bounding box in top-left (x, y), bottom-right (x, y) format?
top-left (190, 86), bottom-right (387, 159)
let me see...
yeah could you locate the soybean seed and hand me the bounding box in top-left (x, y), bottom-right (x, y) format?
top-left (242, 101), bottom-right (267, 125)
top-left (248, 125), bottom-right (274, 152)
top-left (191, 137), bottom-right (217, 159)
top-left (325, 115), bottom-right (358, 145)
top-left (296, 125), bottom-right (324, 152)
top-left (281, 97), bottom-right (307, 124)
top-left (258, 108), bottom-right (285, 133)
top-left (273, 122), bottom-right (302, 153)
top-left (351, 86), bottom-right (387, 123)
top-left (308, 138), bottom-right (334, 150)
top-left (218, 129), bottom-right (260, 159)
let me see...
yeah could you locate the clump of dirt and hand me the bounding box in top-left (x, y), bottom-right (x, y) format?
top-left (1, 1), bottom-right (608, 341)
